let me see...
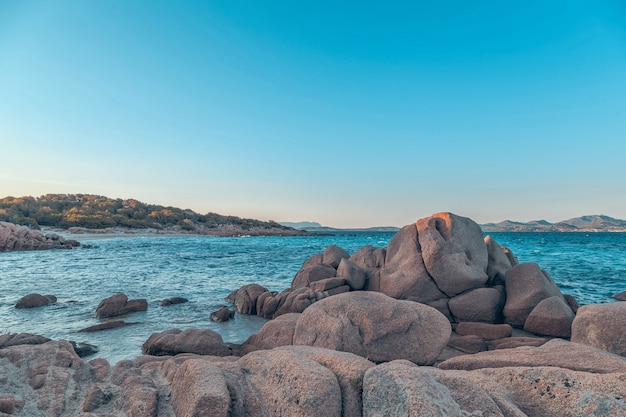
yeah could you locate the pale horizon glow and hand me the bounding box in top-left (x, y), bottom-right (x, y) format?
top-left (1, 1), bottom-right (625, 228)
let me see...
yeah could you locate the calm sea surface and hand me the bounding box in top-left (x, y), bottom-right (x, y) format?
top-left (1, 231), bottom-right (625, 363)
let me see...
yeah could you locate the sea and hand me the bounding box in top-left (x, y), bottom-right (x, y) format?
top-left (1, 231), bottom-right (625, 364)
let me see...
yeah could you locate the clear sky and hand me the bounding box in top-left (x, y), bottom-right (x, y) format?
top-left (1, 1), bottom-right (625, 227)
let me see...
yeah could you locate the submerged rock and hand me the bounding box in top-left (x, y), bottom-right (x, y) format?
top-left (95, 293), bottom-right (148, 319)
top-left (15, 293), bottom-right (57, 309)
top-left (210, 306), bottom-right (235, 322)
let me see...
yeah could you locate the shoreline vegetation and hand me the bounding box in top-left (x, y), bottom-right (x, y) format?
top-left (0, 194), bottom-right (308, 238)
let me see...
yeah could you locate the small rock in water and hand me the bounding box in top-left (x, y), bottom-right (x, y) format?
top-left (210, 306), bottom-right (235, 322)
top-left (15, 293), bottom-right (57, 309)
top-left (78, 320), bottom-right (139, 332)
top-left (160, 297), bottom-right (189, 306)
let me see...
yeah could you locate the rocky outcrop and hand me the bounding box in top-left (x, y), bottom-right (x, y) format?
top-left (571, 302), bottom-right (626, 356)
top-left (141, 328), bottom-right (233, 356)
top-left (0, 221), bottom-right (79, 251)
top-left (14, 293), bottom-right (57, 309)
top-left (439, 339), bottom-right (626, 374)
top-left (227, 211), bottom-right (580, 341)
top-left (3, 336), bottom-right (626, 416)
top-left (293, 291), bottom-right (451, 365)
top-left (94, 293), bottom-right (148, 319)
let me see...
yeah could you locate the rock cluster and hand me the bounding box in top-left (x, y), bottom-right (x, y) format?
top-left (0, 221), bottom-right (80, 251)
top-left (229, 212), bottom-right (579, 345)
top-left (2, 337), bottom-right (626, 416)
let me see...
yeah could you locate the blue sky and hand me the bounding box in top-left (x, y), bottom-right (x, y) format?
top-left (1, 1), bottom-right (625, 227)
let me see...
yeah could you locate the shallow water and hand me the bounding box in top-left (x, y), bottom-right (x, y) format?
top-left (1, 231), bottom-right (624, 363)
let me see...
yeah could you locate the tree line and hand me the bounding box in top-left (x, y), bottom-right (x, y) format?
top-left (0, 194), bottom-right (290, 232)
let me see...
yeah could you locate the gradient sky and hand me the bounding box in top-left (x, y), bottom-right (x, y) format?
top-left (1, 1), bottom-right (625, 227)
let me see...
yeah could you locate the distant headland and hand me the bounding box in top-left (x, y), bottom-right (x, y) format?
top-left (0, 194), bottom-right (306, 237)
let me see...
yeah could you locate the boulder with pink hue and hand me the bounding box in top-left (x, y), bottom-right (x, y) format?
top-left (293, 291), bottom-right (451, 365)
top-left (336, 258), bottom-right (367, 290)
top-left (484, 235), bottom-right (513, 285)
top-left (239, 313), bottom-right (300, 354)
top-left (141, 328), bottom-right (232, 356)
top-left (448, 286), bottom-right (505, 323)
top-left (277, 345), bottom-right (375, 417)
top-left (14, 293), bottom-right (57, 309)
top-left (322, 244), bottom-right (350, 268)
top-left (170, 359), bottom-right (231, 417)
top-left (291, 263), bottom-right (337, 289)
top-left (226, 283), bottom-right (269, 315)
top-left (378, 224), bottom-right (446, 304)
top-left (363, 360), bottom-right (523, 417)
top-left (237, 348), bottom-right (343, 417)
top-left (416, 212), bottom-right (489, 297)
top-left (524, 296), bottom-right (575, 338)
top-left (256, 291), bottom-right (280, 318)
top-left (0, 221), bottom-right (79, 251)
top-left (439, 339), bottom-right (626, 374)
top-left (571, 302), bottom-right (626, 356)
top-left (479, 366), bottom-right (626, 417)
top-left (503, 262), bottom-right (564, 327)
top-left (94, 293), bottom-right (148, 319)
top-left (349, 245), bottom-right (386, 291)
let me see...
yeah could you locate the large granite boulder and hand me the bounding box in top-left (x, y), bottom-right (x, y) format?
top-left (336, 258), bottom-right (367, 290)
top-left (503, 263), bottom-right (564, 327)
top-left (349, 245), bottom-right (386, 291)
top-left (363, 360), bottom-right (522, 417)
top-left (571, 302), bottom-right (626, 356)
top-left (523, 296), bottom-right (575, 338)
top-left (95, 293), bottom-right (148, 319)
top-left (416, 212), bottom-right (489, 297)
top-left (15, 293), bottom-right (57, 309)
top-left (448, 287), bottom-right (505, 323)
top-left (479, 366), bottom-right (626, 417)
top-left (141, 328), bottom-right (232, 356)
top-left (322, 244), bottom-right (350, 268)
top-left (378, 224), bottom-right (446, 304)
top-left (439, 339), bottom-right (626, 374)
top-left (169, 359), bottom-right (231, 417)
top-left (0, 221), bottom-right (80, 251)
top-left (236, 348), bottom-right (343, 417)
top-left (293, 291), bottom-right (451, 365)
top-left (277, 345), bottom-right (375, 417)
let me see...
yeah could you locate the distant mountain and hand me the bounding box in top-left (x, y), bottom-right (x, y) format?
top-left (279, 221), bottom-right (322, 230)
top-left (0, 194), bottom-right (306, 237)
top-left (296, 226), bottom-right (400, 233)
top-left (482, 215), bottom-right (626, 232)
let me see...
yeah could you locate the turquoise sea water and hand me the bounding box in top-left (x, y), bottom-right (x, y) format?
top-left (1, 231), bottom-right (625, 363)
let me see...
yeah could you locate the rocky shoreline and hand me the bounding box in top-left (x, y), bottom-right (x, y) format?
top-left (2, 212), bottom-right (626, 416)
